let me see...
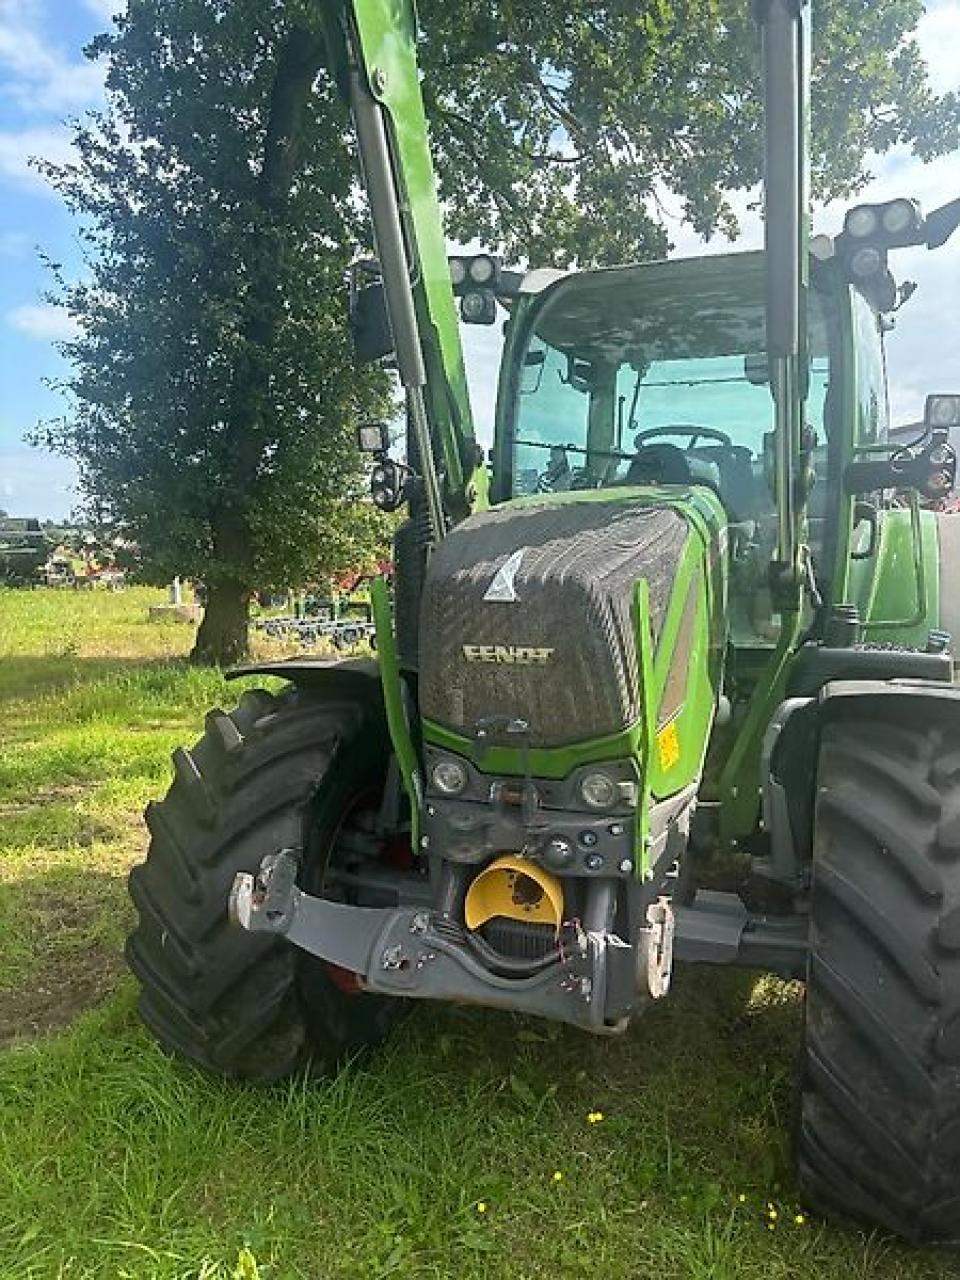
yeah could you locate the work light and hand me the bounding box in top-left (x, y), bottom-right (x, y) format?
top-left (849, 246), bottom-right (883, 280)
top-left (926, 395), bottom-right (960, 430)
top-left (882, 198), bottom-right (921, 236)
top-left (467, 254), bottom-right (497, 285)
top-left (460, 290), bottom-right (497, 325)
top-left (845, 205), bottom-right (880, 239)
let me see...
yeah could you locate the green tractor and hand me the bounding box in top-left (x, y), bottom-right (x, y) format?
top-left (127, 0), bottom-right (960, 1241)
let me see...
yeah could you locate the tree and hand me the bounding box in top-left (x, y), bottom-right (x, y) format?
top-left (37, 0), bottom-right (957, 662)
top-left (415, 0), bottom-right (960, 265)
top-left (37, 0), bottom-right (391, 664)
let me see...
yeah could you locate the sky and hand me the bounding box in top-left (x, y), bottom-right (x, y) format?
top-left (0, 0), bottom-right (958, 520)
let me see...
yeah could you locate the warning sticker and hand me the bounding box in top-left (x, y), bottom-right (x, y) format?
top-left (657, 721), bottom-right (681, 772)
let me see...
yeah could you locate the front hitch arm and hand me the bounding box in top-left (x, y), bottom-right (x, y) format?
top-left (229, 848), bottom-right (397, 977)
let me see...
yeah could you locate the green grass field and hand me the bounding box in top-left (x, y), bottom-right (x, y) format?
top-left (0, 587), bottom-right (957, 1280)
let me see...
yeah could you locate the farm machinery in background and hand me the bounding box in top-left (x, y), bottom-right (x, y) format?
top-left (0, 517), bottom-right (51, 586)
top-left (0, 518), bottom-right (128, 589)
top-left (126, 0), bottom-right (960, 1242)
top-left (252, 565), bottom-right (389, 649)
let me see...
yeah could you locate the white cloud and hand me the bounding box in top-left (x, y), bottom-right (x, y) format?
top-left (915, 1), bottom-right (960, 96)
top-left (0, 0), bottom-right (106, 114)
top-left (0, 125), bottom-right (75, 192)
top-left (7, 302), bottom-right (79, 341)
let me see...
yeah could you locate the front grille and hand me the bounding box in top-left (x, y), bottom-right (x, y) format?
top-left (480, 917), bottom-right (558, 961)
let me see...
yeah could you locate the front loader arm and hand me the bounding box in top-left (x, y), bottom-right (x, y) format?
top-left (322, 0), bottom-right (476, 526)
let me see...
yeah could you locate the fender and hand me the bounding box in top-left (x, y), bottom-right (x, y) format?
top-left (756, 673), bottom-right (960, 889)
top-left (818, 675), bottom-right (960, 719)
top-left (226, 656), bottom-right (383, 704)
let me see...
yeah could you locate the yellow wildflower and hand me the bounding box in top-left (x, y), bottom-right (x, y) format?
top-left (476, 1201), bottom-right (488, 1214)
top-left (552, 1171), bottom-right (563, 1184)
top-left (587, 1110), bottom-right (605, 1124)
top-left (794, 1213), bottom-right (806, 1226)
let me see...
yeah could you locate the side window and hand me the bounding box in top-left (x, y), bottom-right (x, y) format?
top-left (514, 340), bottom-right (590, 494)
top-left (852, 294), bottom-right (888, 448)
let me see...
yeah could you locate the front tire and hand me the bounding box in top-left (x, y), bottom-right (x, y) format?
top-left (798, 700), bottom-right (960, 1242)
top-left (126, 684), bottom-right (399, 1081)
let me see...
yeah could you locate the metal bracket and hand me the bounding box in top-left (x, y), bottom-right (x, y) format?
top-left (673, 889), bottom-right (807, 978)
top-left (756, 696), bottom-right (813, 888)
top-left (644, 897), bottom-right (675, 999)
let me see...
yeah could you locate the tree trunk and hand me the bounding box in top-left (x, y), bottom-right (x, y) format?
top-left (190, 25), bottom-right (325, 670)
top-left (191, 580), bottom-right (250, 666)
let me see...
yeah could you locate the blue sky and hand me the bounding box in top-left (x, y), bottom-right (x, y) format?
top-left (0, 0), bottom-right (111, 518)
top-left (1, 0), bottom-right (959, 519)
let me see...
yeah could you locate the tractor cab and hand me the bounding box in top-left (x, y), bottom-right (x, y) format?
top-left (491, 251), bottom-right (840, 648)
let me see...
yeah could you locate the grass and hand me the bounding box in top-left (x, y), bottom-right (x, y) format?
top-left (0, 587), bottom-right (958, 1279)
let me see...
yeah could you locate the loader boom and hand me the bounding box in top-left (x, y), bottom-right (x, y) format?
top-left (322, 0), bottom-right (477, 526)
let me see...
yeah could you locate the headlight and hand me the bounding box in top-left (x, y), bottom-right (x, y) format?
top-left (579, 771), bottom-right (619, 810)
top-left (849, 246), bottom-right (883, 279)
top-left (431, 757), bottom-right (468, 796)
top-left (882, 198), bottom-right (919, 236)
top-left (845, 205), bottom-right (880, 239)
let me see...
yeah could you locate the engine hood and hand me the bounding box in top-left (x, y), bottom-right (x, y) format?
top-left (418, 493), bottom-right (693, 748)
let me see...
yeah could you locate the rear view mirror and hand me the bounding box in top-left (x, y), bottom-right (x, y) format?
top-left (350, 281), bottom-right (394, 364)
top-left (925, 199), bottom-right (960, 251)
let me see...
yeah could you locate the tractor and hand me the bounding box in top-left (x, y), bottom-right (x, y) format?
top-left (127, 0), bottom-right (960, 1241)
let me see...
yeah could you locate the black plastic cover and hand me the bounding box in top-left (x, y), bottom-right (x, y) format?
top-left (419, 498), bottom-right (690, 747)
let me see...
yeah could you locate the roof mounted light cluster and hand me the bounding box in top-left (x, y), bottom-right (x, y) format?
top-left (835, 196), bottom-right (960, 312)
top-left (448, 254), bottom-right (523, 325)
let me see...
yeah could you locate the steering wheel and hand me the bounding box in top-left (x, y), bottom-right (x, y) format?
top-left (634, 423), bottom-right (733, 451)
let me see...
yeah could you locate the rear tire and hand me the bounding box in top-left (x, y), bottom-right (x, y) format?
top-left (798, 701), bottom-right (960, 1242)
top-left (126, 684), bottom-right (399, 1080)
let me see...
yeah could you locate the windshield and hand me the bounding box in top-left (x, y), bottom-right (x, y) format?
top-left (509, 253), bottom-right (833, 523)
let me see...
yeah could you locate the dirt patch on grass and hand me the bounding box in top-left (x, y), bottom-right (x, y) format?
top-left (0, 880), bottom-right (130, 1049)
top-left (0, 938), bottom-right (122, 1048)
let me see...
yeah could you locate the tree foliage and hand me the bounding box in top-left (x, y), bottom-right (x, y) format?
top-left (37, 0), bottom-right (392, 662)
top-left (35, 0), bottom-right (958, 661)
top-left (416, 0), bottom-right (960, 264)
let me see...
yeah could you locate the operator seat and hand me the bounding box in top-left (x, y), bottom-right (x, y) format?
top-left (624, 443), bottom-right (694, 487)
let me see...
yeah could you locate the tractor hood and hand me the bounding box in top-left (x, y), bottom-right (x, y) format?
top-left (418, 493), bottom-right (692, 748)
